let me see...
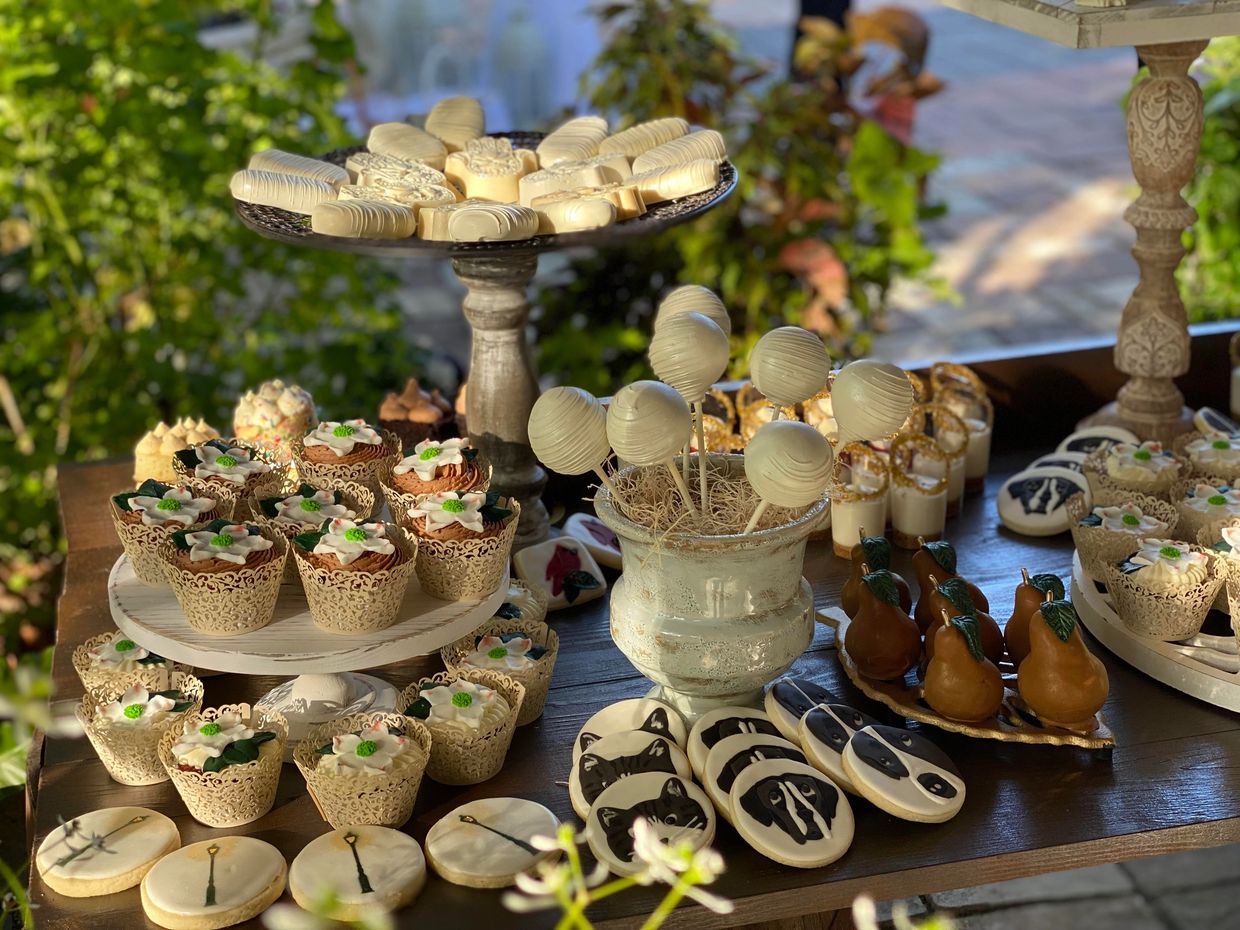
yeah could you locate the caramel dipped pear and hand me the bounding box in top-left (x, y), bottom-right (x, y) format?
top-left (841, 527), bottom-right (912, 618)
top-left (924, 611), bottom-right (1004, 723)
top-left (913, 538), bottom-right (989, 633)
top-left (922, 576), bottom-right (1004, 666)
top-left (1004, 568), bottom-right (1066, 668)
top-left (1017, 597), bottom-right (1109, 730)
top-left (844, 567), bottom-right (922, 681)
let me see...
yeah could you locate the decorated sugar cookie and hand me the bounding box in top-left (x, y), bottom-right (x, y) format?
top-left (564, 512), bottom-right (623, 569)
top-left (730, 759), bottom-right (855, 868)
top-left (573, 698), bottom-right (687, 764)
top-left (1055, 427), bottom-right (1139, 455)
top-left (702, 732), bottom-right (807, 823)
top-left (1029, 451), bottom-right (1087, 473)
top-left (841, 724), bottom-right (965, 823)
top-left (289, 827), bottom-right (426, 920)
top-left (997, 466), bottom-right (1090, 537)
top-left (425, 797), bottom-right (560, 889)
top-left (140, 836), bottom-right (286, 930)
top-left (797, 703), bottom-right (882, 793)
top-left (36, 807), bottom-right (179, 898)
top-left (513, 536), bottom-right (607, 610)
top-left (763, 678), bottom-right (837, 746)
top-left (1194, 407), bottom-right (1239, 437)
top-left (570, 730), bottom-right (691, 819)
top-left (687, 706), bottom-right (781, 780)
top-left (585, 772), bottom-right (716, 877)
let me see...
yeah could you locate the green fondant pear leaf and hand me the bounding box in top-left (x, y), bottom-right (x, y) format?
top-left (1029, 573), bottom-right (1065, 600)
top-left (948, 616), bottom-right (986, 662)
top-left (563, 570), bottom-right (601, 604)
top-left (1039, 599), bottom-right (1078, 643)
top-left (860, 535), bottom-right (891, 571)
top-left (862, 570), bottom-right (902, 608)
top-left (921, 540), bottom-right (957, 574)
top-left (935, 577), bottom-right (976, 620)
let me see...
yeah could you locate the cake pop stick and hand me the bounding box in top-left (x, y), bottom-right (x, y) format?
top-left (742, 420), bottom-right (834, 534)
top-left (831, 359), bottom-right (915, 449)
top-left (648, 311), bottom-right (730, 508)
top-left (528, 386), bottom-right (626, 507)
top-left (748, 327), bottom-right (831, 422)
top-left (607, 381), bottom-right (699, 519)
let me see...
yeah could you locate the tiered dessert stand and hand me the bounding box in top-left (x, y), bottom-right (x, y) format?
top-left (234, 132), bottom-right (738, 546)
top-left (107, 554), bottom-right (508, 750)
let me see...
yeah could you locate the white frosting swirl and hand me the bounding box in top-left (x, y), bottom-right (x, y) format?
top-left (171, 712), bottom-right (255, 769)
top-left (1187, 435), bottom-right (1240, 471)
top-left (393, 438), bottom-right (470, 481)
top-left (303, 419), bottom-right (382, 457)
top-left (419, 679), bottom-right (506, 731)
top-left (234, 379), bottom-right (315, 429)
top-left (128, 486), bottom-right (216, 527)
top-left (1105, 441), bottom-right (1179, 483)
top-left (411, 491), bottom-right (485, 534)
top-left (1127, 538), bottom-right (1210, 590)
top-left (89, 633), bottom-right (158, 670)
top-left (311, 518), bottom-right (395, 566)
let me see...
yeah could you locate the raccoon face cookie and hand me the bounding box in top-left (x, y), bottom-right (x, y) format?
top-left (763, 678), bottom-right (837, 745)
top-left (841, 724), bottom-right (965, 823)
top-left (730, 759), bottom-right (855, 868)
top-left (798, 703), bottom-right (882, 794)
top-left (702, 732), bottom-right (807, 823)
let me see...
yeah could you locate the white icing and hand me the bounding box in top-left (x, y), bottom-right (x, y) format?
top-left (303, 419), bottom-right (383, 457)
top-left (426, 798), bottom-right (558, 885)
top-left (128, 486), bottom-right (216, 527)
top-left (89, 632), bottom-right (158, 670)
top-left (528, 386), bottom-right (611, 476)
top-left (424, 96), bottom-right (485, 152)
top-left (631, 157), bottom-right (720, 205)
top-left (338, 181), bottom-right (457, 210)
top-left (171, 712), bottom-right (255, 770)
top-left (273, 490), bottom-right (354, 527)
top-left (703, 732), bottom-right (805, 820)
top-left (317, 719), bottom-right (409, 776)
top-left (599, 117), bottom-right (691, 159)
top-left (1127, 538), bottom-right (1210, 589)
top-left (744, 420), bottom-right (834, 509)
top-left (1090, 503), bottom-right (1169, 536)
top-left (1105, 441), bottom-right (1180, 482)
top-left (247, 149), bottom-right (348, 187)
top-left (366, 122), bottom-right (447, 169)
top-left (411, 491), bottom-right (486, 534)
top-left (1184, 483), bottom-right (1240, 517)
top-left (290, 827), bottom-right (425, 909)
top-left (572, 698), bottom-right (687, 764)
top-left (37, 807), bottom-right (177, 882)
top-left (181, 523), bottom-right (272, 565)
top-left (446, 202), bottom-right (539, 242)
top-left (749, 327), bottom-right (830, 409)
top-left (831, 359), bottom-right (914, 446)
top-left (1221, 526), bottom-right (1240, 557)
top-left (730, 758), bottom-right (854, 868)
top-left (141, 836), bottom-right (284, 915)
top-left (584, 772), bottom-right (715, 878)
top-left (311, 518), bottom-right (395, 566)
top-left (100, 684), bottom-right (177, 727)
top-left (462, 634), bottom-right (537, 672)
top-left (536, 115), bottom-right (609, 165)
top-left (605, 381), bottom-right (693, 467)
top-left (649, 310), bottom-right (729, 403)
top-left (393, 438), bottom-right (470, 481)
top-left (656, 285), bottom-right (730, 335)
top-left (192, 443), bottom-right (270, 485)
top-left (631, 129), bottom-right (727, 173)
top-left (512, 536), bottom-right (608, 610)
top-left (1187, 435), bottom-right (1240, 470)
top-left (420, 679), bottom-right (506, 731)
top-left (687, 706), bottom-right (776, 779)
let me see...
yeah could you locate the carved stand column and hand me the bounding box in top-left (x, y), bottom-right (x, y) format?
top-left (1083, 40), bottom-right (1208, 443)
top-left (454, 253), bottom-right (550, 547)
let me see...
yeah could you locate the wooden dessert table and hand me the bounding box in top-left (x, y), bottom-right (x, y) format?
top-left (27, 329), bottom-right (1240, 930)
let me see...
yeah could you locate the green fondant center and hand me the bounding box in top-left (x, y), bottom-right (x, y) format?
top-left (123, 704), bottom-right (144, 719)
top-left (1160, 545), bottom-right (1183, 560)
top-left (332, 424), bottom-right (356, 438)
top-left (1133, 449), bottom-right (1152, 461)
top-left (210, 533), bottom-right (234, 547)
top-left (419, 447), bottom-right (442, 461)
top-left (344, 527), bottom-right (368, 542)
top-left (487, 646), bottom-right (508, 659)
top-left (1121, 513), bottom-right (1139, 526)
top-left (451, 691), bottom-right (473, 709)
top-left (199, 723), bottom-right (222, 736)
top-left (1209, 494), bottom-right (1228, 506)
top-left (300, 499), bottom-right (322, 512)
top-left (156, 498), bottom-right (182, 511)
top-left (1214, 440), bottom-right (1231, 450)
top-left (114, 639), bottom-right (136, 653)
top-left (442, 499), bottom-right (466, 514)
top-left (215, 454), bottom-right (238, 468)
top-left (354, 739), bottom-right (378, 758)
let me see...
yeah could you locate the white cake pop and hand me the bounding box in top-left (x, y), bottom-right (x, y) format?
top-left (655, 285), bottom-right (731, 336)
top-left (832, 359), bottom-right (915, 448)
top-left (748, 327), bottom-right (830, 412)
top-left (742, 420), bottom-right (834, 534)
top-left (607, 381), bottom-right (699, 518)
top-left (528, 387), bottom-right (625, 504)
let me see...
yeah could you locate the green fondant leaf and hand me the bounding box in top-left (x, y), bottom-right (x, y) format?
top-left (936, 577), bottom-right (976, 620)
top-left (1039, 599), bottom-right (1078, 642)
top-left (293, 528), bottom-right (328, 552)
top-left (922, 540), bottom-right (957, 574)
top-left (1118, 559), bottom-right (1142, 575)
top-left (258, 496), bottom-right (283, 518)
top-left (860, 535), bottom-right (891, 571)
top-left (172, 448), bottom-right (201, 470)
top-left (136, 478), bottom-right (171, 497)
top-left (948, 616), bottom-right (986, 662)
top-left (862, 570), bottom-right (901, 607)
top-left (495, 602), bottom-right (522, 620)
top-left (1029, 573), bottom-right (1066, 600)
top-left (527, 645), bottom-right (548, 661)
top-left (201, 517), bottom-right (235, 534)
top-left (1213, 539), bottom-right (1233, 554)
top-left (562, 569), bottom-right (601, 605)
top-left (480, 492), bottom-right (514, 525)
top-left (462, 447), bottom-right (479, 463)
top-left (200, 731), bottom-right (277, 773)
top-left (136, 653), bottom-right (167, 666)
top-left (1078, 513), bottom-right (1103, 527)
top-left (316, 742), bottom-right (334, 755)
top-left (405, 697), bottom-right (432, 720)
top-left (169, 527), bottom-right (194, 551)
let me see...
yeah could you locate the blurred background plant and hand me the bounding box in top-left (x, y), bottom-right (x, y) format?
top-left (533, 0), bottom-right (946, 395)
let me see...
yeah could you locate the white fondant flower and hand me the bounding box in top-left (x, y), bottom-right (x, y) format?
top-left (1130, 538), bottom-right (1209, 575)
top-left (420, 679), bottom-right (496, 729)
top-left (411, 491), bottom-right (485, 534)
top-left (129, 486), bottom-right (216, 527)
top-left (182, 523), bottom-right (273, 564)
top-left (273, 490), bottom-right (354, 527)
top-left (311, 518), bottom-right (395, 565)
top-left (303, 419), bottom-right (382, 457)
top-left (101, 684), bottom-right (176, 726)
top-left (1187, 435), bottom-right (1240, 470)
top-left (393, 437), bottom-right (469, 481)
top-left (1185, 483), bottom-right (1240, 514)
top-left (89, 633), bottom-right (154, 668)
top-left (1106, 441), bottom-right (1178, 480)
top-left (319, 720), bottom-right (407, 776)
top-left (194, 443), bottom-right (270, 484)
top-left (1094, 503), bottom-right (1169, 536)
top-left (463, 634), bottom-right (536, 671)
top-left (1219, 526), bottom-right (1240, 558)
top-left (171, 712), bottom-right (254, 769)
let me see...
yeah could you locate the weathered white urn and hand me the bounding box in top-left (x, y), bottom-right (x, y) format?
top-left (594, 454), bottom-right (827, 721)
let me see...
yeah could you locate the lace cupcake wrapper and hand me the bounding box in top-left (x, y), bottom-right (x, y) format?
top-left (292, 430), bottom-right (403, 499)
top-left (1083, 447), bottom-right (1183, 503)
top-left (291, 528), bottom-right (419, 634)
top-left (412, 501), bottom-right (520, 601)
top-left (440, 618), bottom-right (558, 726)
top-left (1068, 489), bottom-right (1181, 579)
top-left (160, 530), bottom-right (288, 635)
top-left (252, 480), bottom-right (378, 583)
top-left (72, 632), bottom-right (193, 693)
top-left (1101, 551), bottom-right (1225, 641)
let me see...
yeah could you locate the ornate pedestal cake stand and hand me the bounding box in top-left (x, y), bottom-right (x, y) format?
top-left (234, 133), bottom-right (738, 546)
top-left (107, 555), bottom-right (508, 749)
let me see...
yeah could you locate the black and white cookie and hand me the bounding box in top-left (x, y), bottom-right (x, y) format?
top-left (290, 827), bottom-right (426, 921)
top-left (564, 512), bottom-right (623, 569)
top-left (997, 466), bottom-right (1090, 536)
top-left (585, 772), bottom-right (716, 877)
top-left (841, 725), bottom-right (965, 823)
top-left (763, 678), bottom-right (838, 746)
top-left (1028, 451), bottom-right (1087, 473)
top-left (730, 759), bottom-right (855, 869)
top-left (573, 698), bottom-right (687, 764)
top-left (702, 732), bottom-right (807, 823)
top-left (687, 706), bottom-right (782, 780)
top-left (1056, 427), bottom-right (1138, 455)
top-left (570, 730), bottom-right (691, 819)
top-left (425, 797), bottom-right (560, 889)
top-left (798, 703), bottom-right (882, 793)
top-left (1195, 407), bottom-right (1239, 437)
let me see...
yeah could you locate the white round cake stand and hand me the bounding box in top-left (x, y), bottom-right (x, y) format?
top-left (107, 555), bottom-right (508, 748)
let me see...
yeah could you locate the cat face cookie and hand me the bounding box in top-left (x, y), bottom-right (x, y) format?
top-left (731, 759), bottom-right (855, 869)
top-left (763, 678), bottom-right (837, 745)
top-left (702, 732), bottom-right (807, 823)
top-left (290, 827), bottom-right (426, 921)
top-left (841, 724), bottom-right (965, 823)
top-left (585, 772), bottom-right (716, 877)
top-left (140, 836), bottom-right (286, 930)
top-left (573, 698), bottom-right (687, 764)
top-left (37, 806), bottom-right (179, 898)
top-left (570, 730), bottom-right (691, 819)
top-left (426, 797), bottom-right (560, 889)
top-left (687, 706), bottom-right (781, 780)
top-left (797, 703), bottom-right (882, 794)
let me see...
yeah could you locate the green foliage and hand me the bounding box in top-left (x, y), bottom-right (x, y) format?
top-left (1181, 38), bottom-right (1240, 322)
top-left (535, 0), bottom-right (942, 390)
top-left (0, 1), bottom-right (426, 642)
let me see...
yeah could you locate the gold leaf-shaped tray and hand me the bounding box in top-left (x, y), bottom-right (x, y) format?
top-left (817, 609), bottom-right (1116, 749)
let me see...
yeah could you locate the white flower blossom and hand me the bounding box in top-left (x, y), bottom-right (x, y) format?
top-left (394, 438), bottom-right (469, 481)
top-left (318, 720), bottom-right (407, 776)
top-left (1185, 483), bottom-right (1240, 515)
top-left (303, 419), bottom-right (382, 457)
top-left (171, 711), bottom-right (254, 769)
top-left (89, 632), bottom-right (153, 668)
top-left (100, 684), bottom-right (176, 726)
top-left (311, 518), bottom-right (395, 566)
top-left (182, 523), bottom-right (273, 564)
top-left (194, 443), bottom-right (270, 484)
top-left (273, 490), bottom-right (354, 527)
top-left (411, 491), bottom-right (485, 534)
top-left (462, 634), bottom-right (536, 671)
top-left (420, 679), bottom-right (496, 729)
top-left (1092, 503), bottom-right (1168, 536)
top-left (129, 486), bottom-right (216, 527)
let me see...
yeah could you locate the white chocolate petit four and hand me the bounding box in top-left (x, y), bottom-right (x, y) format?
top-left (531, 192), bottom-right (616, 234)
top-left (366, 122), bottom-right (447, 171)
top-left (599, 116), bottom-right (691, 159)
top-left (247, 148), bottom-right (347, 187)
top-left (311, 200), bottom-right (416, 239)
top-left (518, 160), bottom-right (613, 206)
top-left (229, 169), bottom-right (337, 215)
top-left (444, 137), bottom-right (539, 203)
top-left (447, 202), bottom-right (539, 242)
top-left (631, 158), bottom-right (721, 204)
top-left (632, 129), bottom-right (727, 174)
top-left (338, 182), bottom-right (458, 211)
top-left (424, 96), bottom-right (485, 152)
top-left (536, 115), bottom-right (609, 165)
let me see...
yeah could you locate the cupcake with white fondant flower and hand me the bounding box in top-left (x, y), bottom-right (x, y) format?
top-left (493, 579), bottom-right (548, 626)
top-left (293, 419), bottom-right (401, 498)
top-left (110, 479), bottom-right (227, 586)
top-left (290, 518), bottom-right (417, 634)
top-left (295, 712), bottom-right (432, 829)
top-left (72, 630), bottom-right (191, 692)
top-left (400, 670), bottom-right (524, 785)
top-left (380, 437), bottom-right (489, 523)
top-left (78, 673), bottom-right (204, 786)
top-left (1173, 479), bottom-right (1240, 540)
top-left (171, 439), bottom-right (282, 518)
top-left (159, 520), bottom-right (286, 635)
top-left (405, 490), bottom-right (519, 600)
top-left (1067, 489), bottom-right (1178, 578)
top-left (1202, 523), bottom-right (1240, 622)
top-left (1085, 440), bottom-right (1183, 500)
top-left (158, 704), bottom-right (287, 827)
top-left (441, 617), bottom-right (558, 726)
top-left (1177, 431), bottom-right (1240, 483)
top-left (251, 481), bottom-right (375, 583)
top-left (1105, 537), bottom-right (1225, 641)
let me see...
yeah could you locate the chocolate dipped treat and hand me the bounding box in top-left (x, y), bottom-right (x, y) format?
top-left (1003, 569), bottom-right (1066, 668)
top-left (844, 569), bottom-right (922, 681)
top-left (924, 614), bottom-right (1004, 723)
top-left (379, 378), bottom-right (455, 447)
top-left (921, 576), bottom-right (1003, 666)
top-left (841, 529), bottom-right (912, 618)
top-left (912, 538), bottom-right (989, 633)
top-left (1017, 598), bottom-right (1109, 729)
